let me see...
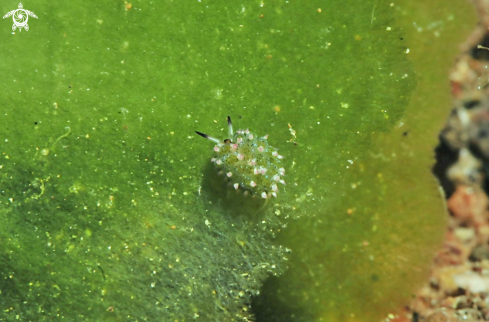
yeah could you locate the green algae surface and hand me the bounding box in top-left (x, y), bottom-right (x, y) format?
top-left (253, 1), bottom-right (477, 321)
top-left (0, 0), bottom-right (474, 321)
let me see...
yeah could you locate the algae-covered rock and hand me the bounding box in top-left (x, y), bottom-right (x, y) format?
top-left (0, 0), bottom-right (475, 321)
top-left (253, 0), bottom-right (476, 321)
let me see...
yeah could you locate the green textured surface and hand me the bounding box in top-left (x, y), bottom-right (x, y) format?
top-left (0, 0), bottom-right (475, 321)
top-left (253, 1), bottom-right (477, 321)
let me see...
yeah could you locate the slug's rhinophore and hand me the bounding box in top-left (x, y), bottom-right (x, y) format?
top-left (196, 116), bottom-right (285, 198)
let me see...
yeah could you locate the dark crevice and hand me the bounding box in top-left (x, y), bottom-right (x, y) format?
top-left (463, 99), bottom-right (480, 109)
top-left (432, 135), bottom-right (459, 198)
top-left (471, 33), bottom-right (489, 60)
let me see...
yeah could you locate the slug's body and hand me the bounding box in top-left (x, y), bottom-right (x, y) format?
top-left (196, 116), bottom-right (285, 198)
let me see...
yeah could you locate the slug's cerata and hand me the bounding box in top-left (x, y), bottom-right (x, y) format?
top-left (196, 116), bottom-right (285, 198)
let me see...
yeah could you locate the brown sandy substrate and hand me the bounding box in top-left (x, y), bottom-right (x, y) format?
top-left (387, 1), bottom-right (489, 321)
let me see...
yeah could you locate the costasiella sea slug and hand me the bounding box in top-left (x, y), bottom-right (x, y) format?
top-left (195, 116), bottom-right (286, 198)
